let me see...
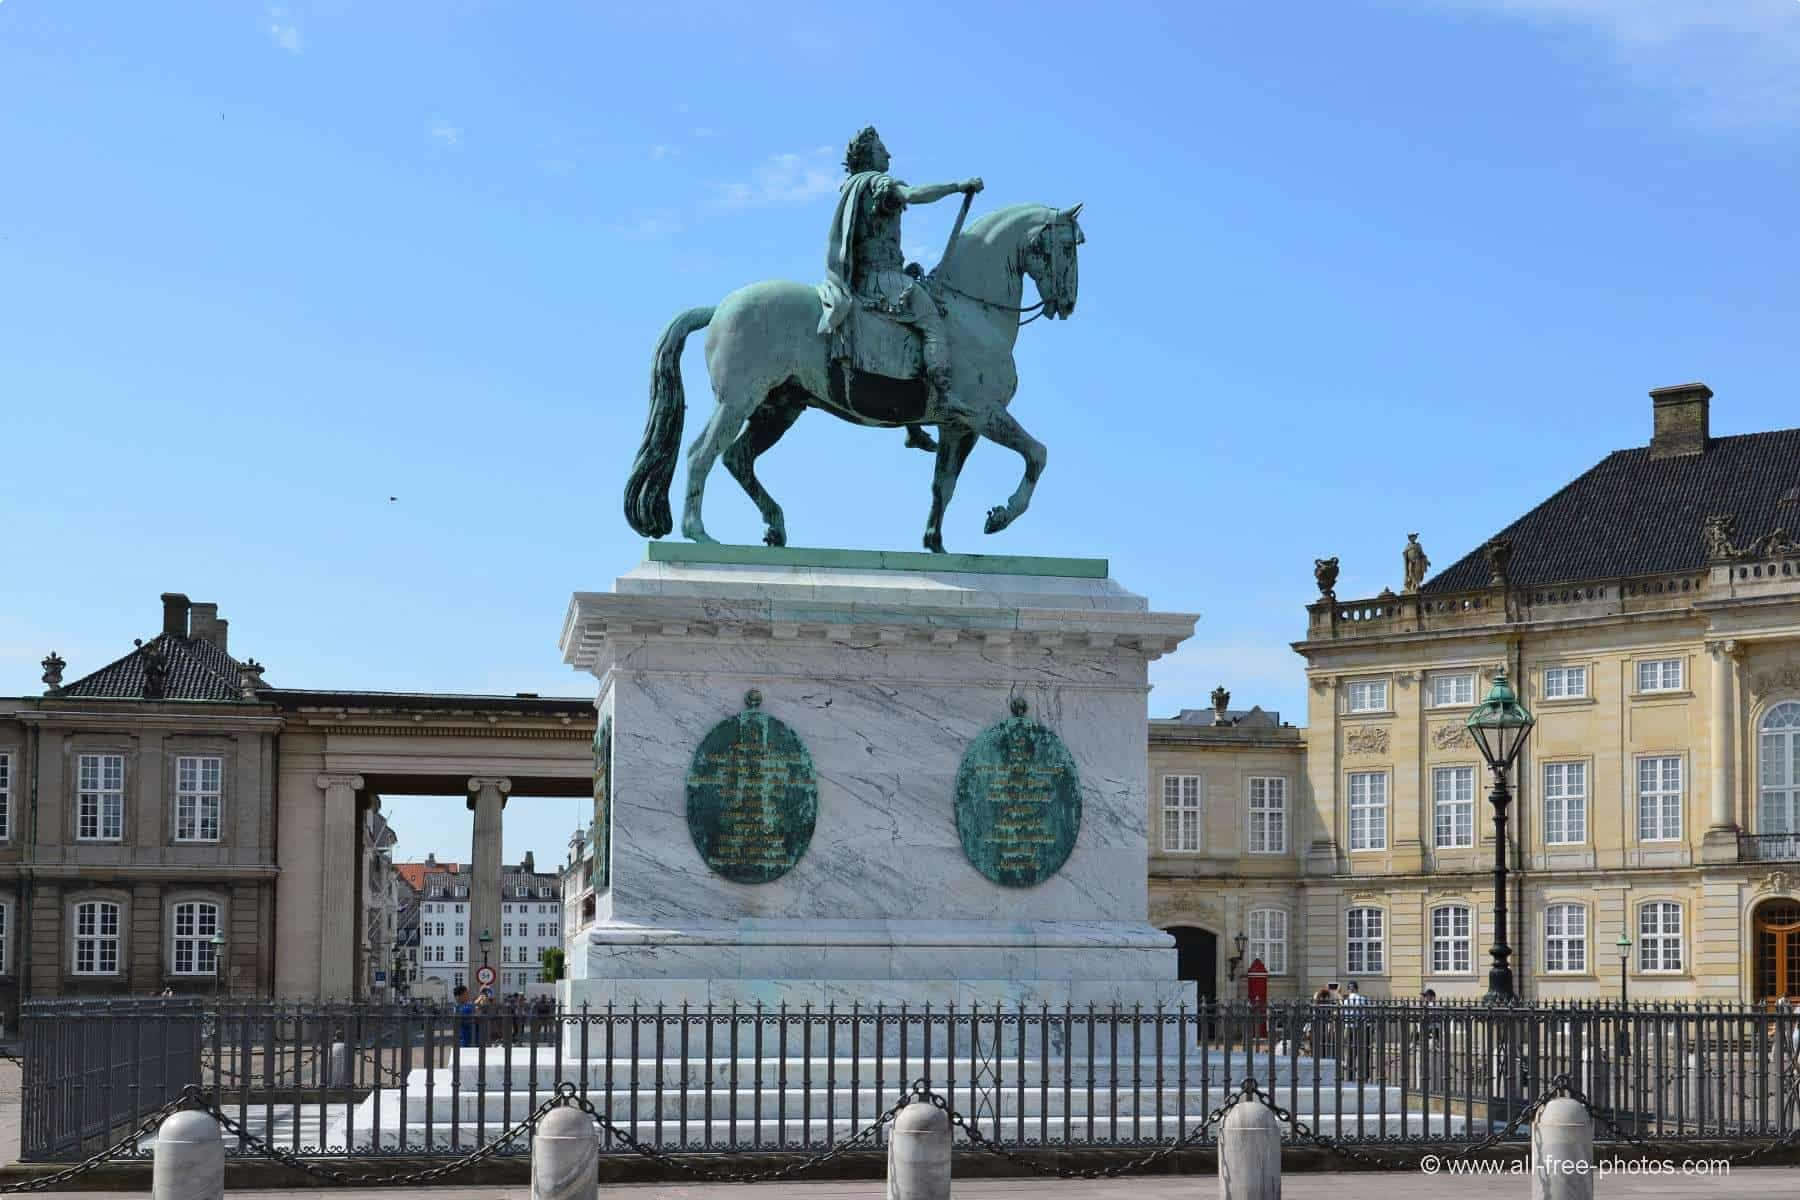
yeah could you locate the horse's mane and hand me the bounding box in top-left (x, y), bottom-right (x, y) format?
top-left (934, 204), bottom-right (1055, 292)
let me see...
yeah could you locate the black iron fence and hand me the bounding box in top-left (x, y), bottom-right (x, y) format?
top-left (20, 997), bottom-right (1800, 1162)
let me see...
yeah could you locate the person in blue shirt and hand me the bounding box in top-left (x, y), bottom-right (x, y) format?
top-left (453, 985), bottom-right (475, 1048)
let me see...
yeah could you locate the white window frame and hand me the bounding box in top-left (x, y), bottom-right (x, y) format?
top-left (0, 751), bottom-right (10, 841)
top-left (1247, 777), bottom-right (1287, 855)
top-left (1247, 908), bottom-right (1287, 975)
top-left (1161, 775), bottom-right (1203, 853)
top-left (1345, 679), bottom-right (1389, 714)
top-left (1760, 701), bottom-right (1800, 835)
top-left (170, 900), bottom-right (221, 976)
top-left (1542, 665), bottom-right (1589, 700)
top-left (1636, 755), bottom-right (1684, 842)
top-left (174, 755), bottom-right (223, 843)
top-left (1429, 673), bottom-right (1476, 708)
top-left (1636, 658), bottom-right (1685, 694)
top-left (1638, 901), bottom-right (1684, 973)
top-left (73, 900), bottom-right (123, 975)
top-left (1347, 772), bottom-right (1388, 851)
top-left (77, 753), bottom-right (125, 842)
top-left (1432, 766), bottom-right (1476, 849)
top-left (1345, 907), bottom-right (1385, 974)
top-left (1542, 761), bottom-right (1589, 846)
top-left (1543, 903), bottom-right (1587, 974)
top-left (1429, 904), bottom-right (1472, 974)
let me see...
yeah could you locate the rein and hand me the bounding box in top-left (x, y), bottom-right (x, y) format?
top-left (929, 216), bottom-right (1071, 327)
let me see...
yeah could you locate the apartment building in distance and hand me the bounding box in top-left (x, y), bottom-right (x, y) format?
top-left (401, 855), bottom-right (562, 999)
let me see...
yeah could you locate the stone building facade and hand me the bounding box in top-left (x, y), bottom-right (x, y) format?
top-left (0, 594), bottom-right (280, 1021)
top-left (1291, 384), bottom-right (1800, 1003)
top-left (402, 855), bottom-right (562, 1000)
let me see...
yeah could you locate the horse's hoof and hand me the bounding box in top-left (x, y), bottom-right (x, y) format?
top-left (984, 507), bottom-right (1011, 534)
top-left (764, 526), bottom-right (787, 548)
top-left (905, 426), bottom-right (939, 453)
top-left (923, 532), bottom-right (945, 554)
top-left (683, 528), bottom-right (718, 545)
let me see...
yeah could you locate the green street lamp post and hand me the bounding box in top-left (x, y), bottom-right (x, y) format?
top-left (210, 931), bottom-right (227, 998)
top-left (1616, 930), bottom-right (1633, 1056)
top-left (1466, 670), bottom-right (1537, 1005)
top-left (479, 929), bottom-right (493, 968)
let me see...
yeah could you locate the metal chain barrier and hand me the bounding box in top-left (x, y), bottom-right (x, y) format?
top-left (1559, 1073), bottom-right (1800, 1167)
top-left (0, 1085), bottom-right (207, 1194)
top-left (912, 1076), bottom-right (1248, 1179)
top-left (555, 1079), bottom-right (916, 1183)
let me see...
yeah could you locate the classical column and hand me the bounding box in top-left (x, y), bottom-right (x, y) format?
top-left (1701, 642), bottom-right (1741, 863)
top-left (467, 777), bottom-right (512, 981)
top-left (315, 774), bottom-right (364, 999)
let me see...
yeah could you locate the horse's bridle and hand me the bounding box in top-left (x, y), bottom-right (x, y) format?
top-left (930, 217), bottom-right (1077, 326)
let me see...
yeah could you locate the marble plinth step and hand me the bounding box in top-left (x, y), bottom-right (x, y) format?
top-left (332, 1108), bottom-right (1472, 1152)
top-left (428, 1052), bottom-right (1336, 1091)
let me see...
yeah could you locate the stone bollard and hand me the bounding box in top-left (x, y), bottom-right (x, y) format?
top-left (1218, 1097), bottom-right (1281, 1200)
top-left (153, 1109), bottom-right (224, 1200)
top-left (531, 1105), bottom-right (598, 1200)
top-left (327, 1040), bottom-right (351, 1089)
top-left (886, 1099), bottom-right (951, 1200)
top-left (1530, 1097), bottom-right (1595, 1200)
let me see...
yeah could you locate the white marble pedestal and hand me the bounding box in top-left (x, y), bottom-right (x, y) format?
top-left (558, 544), bottom-right (1198, 1014)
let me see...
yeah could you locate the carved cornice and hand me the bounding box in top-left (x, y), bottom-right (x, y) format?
top-left (316, 773), bottom-right (366, 792)
top-left (1344, 726), bottom-right (1390, 756)
top-left (467, 777), bottom-right (514, 794)
top-left (1756, 869), bottom-right (1798, 896)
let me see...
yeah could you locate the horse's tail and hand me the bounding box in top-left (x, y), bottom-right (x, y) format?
top-left (624, 305), bottom-right (715, 538)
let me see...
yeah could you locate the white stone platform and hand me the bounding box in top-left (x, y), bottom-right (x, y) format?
top-left (558, 546), bottom-right (1198, 1013)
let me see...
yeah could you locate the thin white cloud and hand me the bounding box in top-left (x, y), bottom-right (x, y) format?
top-left (1431, 0), bottom-right (1800, 129)
top-left (428, 119), bottom-right (462, 149)
top-left (267, 5), bottom-right (303, 53)
top-left (651, 144), bottom-right (679, 160)
top-left (716, 149), bottom-right (839, 208)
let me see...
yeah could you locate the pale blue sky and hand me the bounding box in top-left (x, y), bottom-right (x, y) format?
top-left (5, 1), bottom-right (1799, 864)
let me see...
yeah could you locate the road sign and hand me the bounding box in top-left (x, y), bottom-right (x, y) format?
top-left (475, 964), bottom-right (498, 988)
top-left (374, 969), bottom-right (388, 983)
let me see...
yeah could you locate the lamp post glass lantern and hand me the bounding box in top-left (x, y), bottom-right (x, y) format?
top-left (1465, 670), bottom-right (1536, 1004)
top-left (479, 929), bottom-right (493, 968)
top-left (1229, 930), bottom-right (1248, 981)
top-left (210, 931), bottom-right (227, 996)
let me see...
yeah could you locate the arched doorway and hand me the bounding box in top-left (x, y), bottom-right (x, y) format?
top-left (1166, 926), bottom-right (1218, 1008)
top-left (1753, 900), bottom-right (1800, 1004)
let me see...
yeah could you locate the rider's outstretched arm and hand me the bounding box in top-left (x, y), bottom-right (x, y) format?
top-left (898, 179), bottom-right (981, 206)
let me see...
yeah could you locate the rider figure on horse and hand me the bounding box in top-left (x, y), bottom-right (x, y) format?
top-left (817, 126), bottom-right (983, 451)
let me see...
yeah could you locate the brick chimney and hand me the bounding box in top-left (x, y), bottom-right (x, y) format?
top-left (189, 602), bottom-right (229, 652)
top-left (521, 850), bottom-right (536, 874)
top-left (1649, 382), bottom-right (1711, 459)
top-left (160, 593), bottom-right (190, 638)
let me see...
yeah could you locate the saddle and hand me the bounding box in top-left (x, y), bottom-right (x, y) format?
top-left (826, 281), bottom-right (931, 427)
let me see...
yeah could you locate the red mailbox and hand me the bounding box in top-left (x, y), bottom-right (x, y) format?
top-left (1246, 959), bottom-right (1269, 1037)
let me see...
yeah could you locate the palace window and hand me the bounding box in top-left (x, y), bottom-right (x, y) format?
top-left (1346, 907), bottom-right (1384, 974)
top-left (73, 900), bottom-right (122, 975)
top-left (1543, 762), bottom-right (1588, 845)
top-left (1248, 908), bottom-right (1287, 975)
top-left (454, 945), bottom-right (464, 963)
top-left (1248, 777), bottom-right (1286, 854)
top-left (77, 754), bottom-right (125, 841)
top-left (0, 902), bottom-right (7, 975)
top-left (1638, 902), bottom-right (1683, 973)
top-left (1432, 766), bottom-right (1475, 849)
top-left (1430, 673), bottom-right (1475, 707)
top-left (1345, 680), bottom-right (1389, 713)
top-left (1347, 773), bottom-right (1387, 851)
top-left (1429, 904), bottom-right (1472, 974)
top-left (503, 923), bottom-right (513, 938)
top-left (1636, 658), bottom-right (1684, 693)
top-left (174, 756), bottom-right (223, 842)
top-left (1161, 775), bottom-right (1202, 852)
top-left (455, 922), bottom-right (464, 937)
top-left (1760, 702), bottom-right (1800, 834)
top-left (1543, 665), bottom-right (1588, 700)
top-left (1544, 904), bottom-right (1586, 973)
top-left (1637, 756), bottom-right (1684, 842)
top-left (0, 751), bottom-right (10, 841)
top-left (171, 901), bottom-right (221, 975)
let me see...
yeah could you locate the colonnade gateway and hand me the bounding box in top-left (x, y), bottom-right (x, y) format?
top-left (267, 689), bottom-right (591, 1001)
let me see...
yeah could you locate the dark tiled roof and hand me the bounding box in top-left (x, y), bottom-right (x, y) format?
top-left (1423, 429), bottom-right (1800, 593)
top-left (58, 634), bottom-right (252, 703)
top-left (263, 689), bottom-right (593, 718)
top-left (1161, 706), bottom-right (1284, 728)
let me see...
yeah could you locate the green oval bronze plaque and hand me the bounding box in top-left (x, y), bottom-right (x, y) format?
top-left (685, 690), bottom-right (818, 884)
top-left (954, 698), bottom-right (1082, 888)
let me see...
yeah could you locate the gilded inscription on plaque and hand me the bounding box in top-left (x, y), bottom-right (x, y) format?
top-left (592, 716), bottom-right (612, 890)
top-left (954, 697), bottom-right (1082, 888)
top-left (685, 690), bottom-right (819, 885)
